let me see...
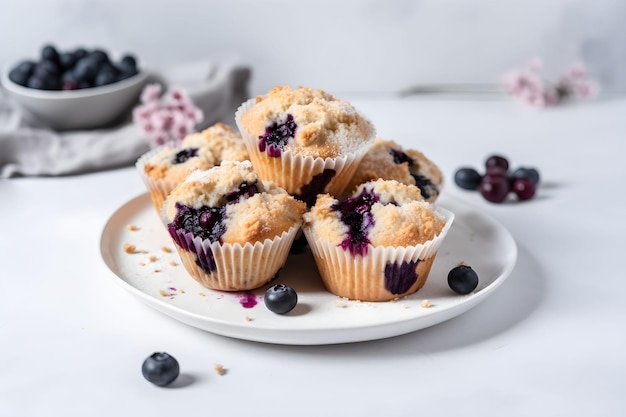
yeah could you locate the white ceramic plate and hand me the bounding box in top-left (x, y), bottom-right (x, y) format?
top-left (100, 193), bottom-right (517, 345)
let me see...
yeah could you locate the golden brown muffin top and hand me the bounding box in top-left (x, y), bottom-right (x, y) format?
top-left (303, 179), bottom-right (445, 249)
top-left (166, 161), bottom-right (306, 244)
top-left (240, 86), bottom-right (375, 159)
top-left (181, 122), bottom-right (249, 163)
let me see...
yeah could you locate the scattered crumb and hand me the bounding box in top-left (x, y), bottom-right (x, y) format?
top-left (389, 298), bottom-right (397, 303)
top-left (335, 300), bottom-right (348, 308)
top-left (139, 262), bottom-right (146, 266)
top-left (140, 249), bottom-right (149, 254)
top-left (214, 364), bottom-right (226, 376)
top-left (123, 243), bottom-right (137, 254)
top-left (421, 300), bottom-right (433, 308)
top-left (161, 246), bottom-right (173, 253)
top-left (148, 255), bottom-right (158, 263)
top-left (169, 261), bottom-right (178, 266)
top-left (244, 315), bottom-right (252, 322)
top-left (179, 289), bottom-right (185, 294)
top-left (159, 289), bottom-right (170, 297)
top-left (401, 305), bottom-right (410, 309)
top-left (153, 269), bottom-right (161, 273)
top-left (127, 224), bottom-right (140, 231)
top-left (199, 292), bottom-right (206, 297)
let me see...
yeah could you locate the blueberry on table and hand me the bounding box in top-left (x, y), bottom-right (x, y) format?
top-left (264, 284), bottom-right (298, 314)
top-left (454, 167), bottom-right (482, 190)
top-left (511, 167), bottom-right (540, 185)
top-left (485, 154), bottom-right (509, 172)
top-left (142, 352), bottom-right (180, 387)
top-left (448, 265), bottom-right (479, 294)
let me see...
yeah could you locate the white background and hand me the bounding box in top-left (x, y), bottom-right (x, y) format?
top-left (1, 0), bottom-right (625, 96)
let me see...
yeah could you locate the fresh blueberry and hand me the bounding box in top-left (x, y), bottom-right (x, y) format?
top-left (58, 52), bottom-right (77, 70)
top-left (448, 265), bottom-right (479, 294)
top-left (511, 167), bottom-right (540, 185)
top-left (89, 49), bottom-right (110, 66)
top-left (8, 68), bottom-right (30, 86)
top-left (74, 47), bottom-right (88, 61)
top-left (264, 284), bottom-right (298, 314)
top-left (73, 58), bottom-right (98, 82)
top-left (120, 54), bottom-right (137, 70)
top-left (41, 44), bottom-right (60, 63)
top-left (454, 167), bottom-right (482, 190)
top-left (141, 352), bottom-right (180, 387)
top-left (94, 68), bottom-right (117, 87)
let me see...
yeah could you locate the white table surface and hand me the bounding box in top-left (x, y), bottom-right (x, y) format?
top-left (2, 95), bottom-right (625, 417)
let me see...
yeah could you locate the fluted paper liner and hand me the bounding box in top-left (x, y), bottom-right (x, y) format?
top-left (161, 198), bottom-right (301, 291)
top-left (135, 145), bottom-right (181, 214)
top-left (303, 206), bottom-right (455, 301)
top-left (235, 98), bottom-right (374, 201)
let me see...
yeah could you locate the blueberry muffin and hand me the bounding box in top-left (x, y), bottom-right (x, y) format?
top-left (302, 179), bottom-right (454, 301)
top-left (345, 137), bottom-right (443, 202)
top-left (235, 85), bottom-right (376, 206)
top-left (136, 122), bottom-right (248, 212)
top-left (164, 160), bottom-right (306, 291)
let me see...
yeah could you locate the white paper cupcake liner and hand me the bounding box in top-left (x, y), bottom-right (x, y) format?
top-left (235, 98), bottom-right (374, 203)
top-left (161, 197), bottom-right (301, 291)
top-left (303, 206), bottom-right (455, 301)
top-left (135, 145), bottom-right (180, 213)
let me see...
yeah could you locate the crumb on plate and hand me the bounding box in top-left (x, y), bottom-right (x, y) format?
top-left (123, 243), bottom-right (137, 254)
top-left (214, 364), bottom-right (226, 376)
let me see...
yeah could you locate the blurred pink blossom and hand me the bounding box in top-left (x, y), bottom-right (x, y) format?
top-left (502, 59), bottom-right (598, 108)
top-left (133, 83), bottom-right (204, 148)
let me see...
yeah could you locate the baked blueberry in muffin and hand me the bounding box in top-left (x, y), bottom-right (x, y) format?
top-left (346, 138), bottom-right (443, 202)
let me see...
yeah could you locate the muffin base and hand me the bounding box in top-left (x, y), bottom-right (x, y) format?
top-left (303, 206), bottom-right (454, 301)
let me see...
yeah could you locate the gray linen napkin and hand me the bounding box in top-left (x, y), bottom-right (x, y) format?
top-left (0, 60), bottom-right (251, 178)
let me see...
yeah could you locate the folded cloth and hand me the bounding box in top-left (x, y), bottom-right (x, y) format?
top-left (0, 60), bottom-right (251, 178)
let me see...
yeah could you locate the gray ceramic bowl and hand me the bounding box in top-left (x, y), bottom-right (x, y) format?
top-left (1, 64), bottom-right (150, 131)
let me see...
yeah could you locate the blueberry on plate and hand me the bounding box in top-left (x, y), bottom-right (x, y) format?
top-left (142, 352), bottom-right (180, 387)
top-left (447, 265), bottom-right (479, 295)
top-left (264, 284), bottom-right (298, 314)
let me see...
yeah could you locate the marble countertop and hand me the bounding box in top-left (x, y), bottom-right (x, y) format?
top-left (1, 95), bottom-right (624, 417)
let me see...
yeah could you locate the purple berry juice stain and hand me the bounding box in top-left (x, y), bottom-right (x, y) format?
top-left (238, 293), bottom-right (258, 308)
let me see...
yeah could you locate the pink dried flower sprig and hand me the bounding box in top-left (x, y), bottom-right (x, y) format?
top-left (502, 59), bottom-right (597, 108)
top-left (133, 83), bottom-right (204, 148)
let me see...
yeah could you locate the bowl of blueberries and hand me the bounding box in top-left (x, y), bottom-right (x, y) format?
top-left (1, 44), bottom-right (150, 130)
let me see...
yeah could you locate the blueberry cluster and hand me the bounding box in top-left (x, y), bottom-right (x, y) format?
top-left (454, 155), bottom-right (540, 203)
top-left (8, 44), bottom-right (139, 91)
